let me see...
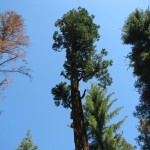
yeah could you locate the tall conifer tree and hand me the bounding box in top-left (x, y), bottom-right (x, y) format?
top-left (83, 83), bottom-right (136, 150)
top-left (122, 8), bottom-right (150, 149)
top-left (51, 7), bottom-right (112, 150)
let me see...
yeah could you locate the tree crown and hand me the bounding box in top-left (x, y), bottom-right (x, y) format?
top-left (16, 130), bottom-right (38, 150)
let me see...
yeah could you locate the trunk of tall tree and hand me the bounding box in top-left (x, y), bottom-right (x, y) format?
top-left (71, 65), bottom-right (89, 150)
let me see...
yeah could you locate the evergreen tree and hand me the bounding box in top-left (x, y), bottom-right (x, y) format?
top-left (51, 7), bottom-right (112, 150)
top-left (16, 130), bottom-right (38, 150)
top-left (122, 8), bottom-right (150, 149)
top-left (83, 83), bottom-right (136, 150)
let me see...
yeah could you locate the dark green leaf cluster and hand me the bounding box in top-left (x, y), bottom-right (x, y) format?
top-left (122, 8), bottom-right (150, 149)
top-left (51, 82), bottom-right (71, 109)
top-left (53, 7), bottom-right (100, 52)
top-left (16, 130), bottom-right (38, 150)
top-left (83, 83), bottom-right (135, 150)
top-left (136, 118), bottom-right (150, 149)
top-left (52, 7), bottom-right (112, 86)
top-left (122, 8), bottom-right (150, 103)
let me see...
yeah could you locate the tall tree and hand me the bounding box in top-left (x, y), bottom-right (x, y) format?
top-left (51, 7), bottom-right (112, 150)
top-left (0, 11), bottom-right (30, 91)
top-left (122, 8), bottom-right (150, 149)
top-left (83, 83), bottom-right (135, 150)
top-left (16, 130), bottom-right (38, 150)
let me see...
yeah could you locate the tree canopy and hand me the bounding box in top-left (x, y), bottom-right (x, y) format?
top-left (122, 8), bottom-right (150, 149)
top-left (16, 130), bottom-right (38, 150)
top-left (0, 11), bottom-right (30, 92)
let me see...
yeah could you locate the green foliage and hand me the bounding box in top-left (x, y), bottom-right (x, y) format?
top-left (16, 130), bottom-right (38, 150)
top-left (51, 82), bottom-right (71, 108)
top-left (136, 118), bottom-right (150, 150)
top-left (83, 83), bottom-right (135, 150)
top-left (122, 8), bottom-right (150, 102)
top-left (52, 7), bottom-right (112, 85)
top-left (122, 7), bottom-right (150, 149)
top-left (52, 7), bottom-right (112, 109)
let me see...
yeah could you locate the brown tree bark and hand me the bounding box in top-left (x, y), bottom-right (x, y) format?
top-left (71, 64), bottom-right (89, 150)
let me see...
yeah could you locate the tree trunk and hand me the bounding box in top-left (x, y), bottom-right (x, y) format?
top-left (71, 65), bottom-right (89, 150)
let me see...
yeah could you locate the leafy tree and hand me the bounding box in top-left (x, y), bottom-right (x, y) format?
top-left (51, 7), bottom-right (112, 150)
top-left (16, 130), bottom-right (38, 150)
top-left (0, 11), bottom-right (30, 91)
top-left (122, 8), bottom-right (150, 149)
top-left (83, 83), bottom-right (135, 150)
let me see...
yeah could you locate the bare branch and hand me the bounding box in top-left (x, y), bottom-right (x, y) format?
top-left (81, 89), bottom-right (86, 100)
top-left (0, 66), bottom-right (31, 78)
top-left (0, 55), bottom-right (18, 66)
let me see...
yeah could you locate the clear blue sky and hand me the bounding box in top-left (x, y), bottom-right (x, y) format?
top-left (0, 0), bottom-right (149, 150)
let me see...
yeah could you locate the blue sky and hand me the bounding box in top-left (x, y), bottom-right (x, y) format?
top-left (0, 0), bottom-right (149, 150)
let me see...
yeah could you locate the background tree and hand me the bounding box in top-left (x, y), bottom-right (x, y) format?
top-left (83, 83), bottom-right (136, 150)
top-left (122, 8), bottom-right (150, 149)
top-left (0, 11), bottom-right (30, 92)
top-left (16, 130), bottom-right (38, 150)
top-left (51, 7), bottom-right (112, 150)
